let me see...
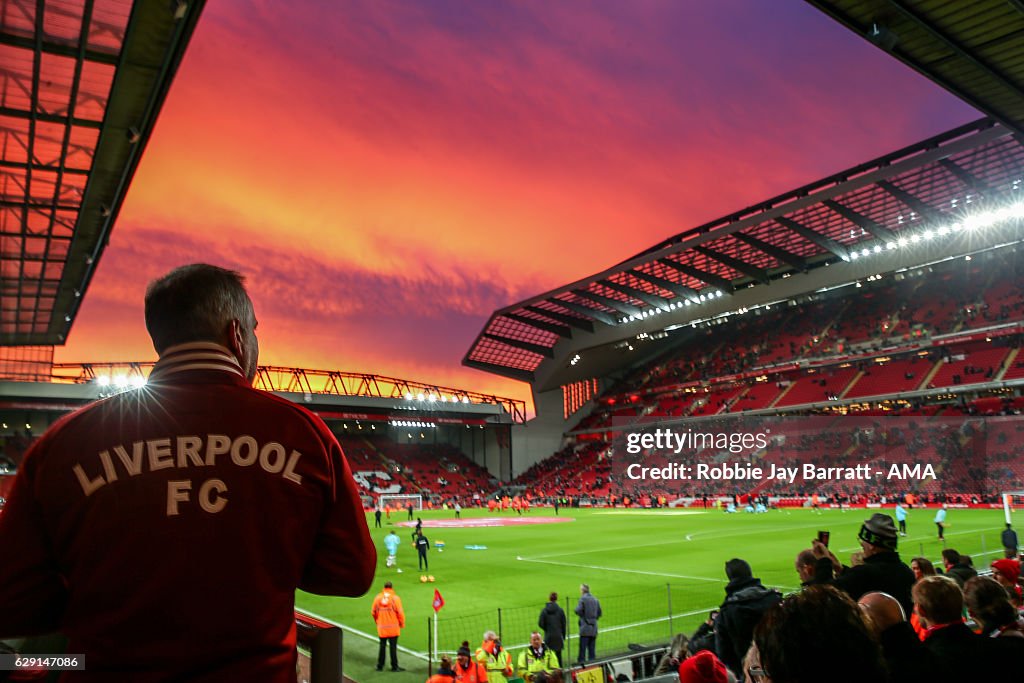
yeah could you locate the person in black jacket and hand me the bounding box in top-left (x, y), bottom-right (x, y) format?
top-left (940, 549), bottom-right (977, 587)
top-left (858, 591), bottom-right (938, 683)
top-left (913, 575), bottom-right (1024, 680)
top-left (415, 531), bottom-right (430, 571)
top-left (688, 610), bottom-right (718, 655)
top-left (812, 512), bottom-right (916, 616)
top-left (1001, 523), bottom-right (1019, 558)
top-left (537, 592), bottom-right (566, 666)
top-left (713, 558), bottom-right (780, 677)
top-left (751, 586), bottom-right (888, 683)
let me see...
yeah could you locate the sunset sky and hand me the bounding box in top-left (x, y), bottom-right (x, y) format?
top-left (55, 0), bottom-right (977, 411)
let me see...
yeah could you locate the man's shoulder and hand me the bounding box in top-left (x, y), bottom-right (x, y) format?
top-left (240, 388), bottom-right (335, 432)
top-left (18, 395), bottom-right (118, 463)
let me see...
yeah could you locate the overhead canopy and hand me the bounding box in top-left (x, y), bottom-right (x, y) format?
top-left (806, 0), bottom-right (1024, 137)
top-left (0, 0), bottom-right (206, 346)
top-left (464, 118), bottom-right (1024, 382)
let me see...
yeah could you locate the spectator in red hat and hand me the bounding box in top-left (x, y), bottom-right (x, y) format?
top-left (991, 557), bottom-right (1024, 593)
top-left (677, 650), bottom-right (730, 683)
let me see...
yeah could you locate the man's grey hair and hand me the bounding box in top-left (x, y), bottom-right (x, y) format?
top-left (483, 630), bottom-right (497, 641)
top-left (145, 264), bottom-right (253, 353)
top-left (580, 583), bottom-right (589, 593)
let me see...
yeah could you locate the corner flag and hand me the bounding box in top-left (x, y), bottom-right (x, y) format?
top-left (433, 588), bottom-right (445, 612)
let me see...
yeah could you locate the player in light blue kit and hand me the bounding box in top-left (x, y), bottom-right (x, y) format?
top-left (934, 504), bottom-right (947, 541)
top-left (895, 503), bottom-right (907, 536)
top-left (384, 530), bottom-right (402, 569)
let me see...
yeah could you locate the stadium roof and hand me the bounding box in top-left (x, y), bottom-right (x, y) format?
top-left (464, 118), bottom-right (1024, 385)
top-left (806, 0), bottom-right (1024, 137)
top-left (0, 0), bottom-right (206, 346)
top-left (1, 362), bottom-right (525, 423)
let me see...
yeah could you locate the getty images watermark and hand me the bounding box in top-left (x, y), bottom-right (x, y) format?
top-left (604, 414), bottom-right (1007, 493)
top-left (622, 426), bottom-right (935, 483)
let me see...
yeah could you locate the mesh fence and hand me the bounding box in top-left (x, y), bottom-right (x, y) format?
top-left (431, 583), bottom-right (720, 662)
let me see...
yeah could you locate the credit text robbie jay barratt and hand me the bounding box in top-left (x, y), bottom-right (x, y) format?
top-left (624, 462), bottom-right (938, 482)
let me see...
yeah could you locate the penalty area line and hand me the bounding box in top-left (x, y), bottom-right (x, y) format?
top-left (529, 520), bottom-right (827, 560)
top-left (515, 557), bottom-right (727, 583)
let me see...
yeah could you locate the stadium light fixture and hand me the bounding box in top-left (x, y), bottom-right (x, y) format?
top-left (96, 375), bottom-right (110, 386)
top-left (417, 393), bottom-right (425, 401)
top-left (130, 376), bottom-right (146, 389)
top-left (404, 392), bottom-right (413, 400)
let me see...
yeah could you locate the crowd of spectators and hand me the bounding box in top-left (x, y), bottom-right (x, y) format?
top-left (647, 511), bottom-right (1024, 683)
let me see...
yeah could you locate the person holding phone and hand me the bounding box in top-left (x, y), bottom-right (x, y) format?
top-left (812, 513), bottom-right (915, 616)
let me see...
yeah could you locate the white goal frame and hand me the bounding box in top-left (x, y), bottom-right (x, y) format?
top-left (1002, 491), bottom-right (1024, 526)
top-left (379, 494), bottom-right (423, 511)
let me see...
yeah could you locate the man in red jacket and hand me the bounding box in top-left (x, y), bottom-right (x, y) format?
top-left (0, 264), bottom-right (376, 681)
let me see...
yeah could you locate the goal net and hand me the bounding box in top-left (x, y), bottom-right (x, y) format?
top-left (379, 494), bottom-right (423, 511)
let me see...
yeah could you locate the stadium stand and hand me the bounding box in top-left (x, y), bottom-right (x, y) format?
top-left (340, 434), bottom-right (496, 504)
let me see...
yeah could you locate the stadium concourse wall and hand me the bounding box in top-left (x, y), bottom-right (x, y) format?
top-left (510, 385), bottom-right (593, 479)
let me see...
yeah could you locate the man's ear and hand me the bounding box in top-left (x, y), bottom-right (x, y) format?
top-left (227, 319), bottom-right (245, 358)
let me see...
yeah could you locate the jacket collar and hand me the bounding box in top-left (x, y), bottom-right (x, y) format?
top-left (150, 342), bottom-right (245, 382)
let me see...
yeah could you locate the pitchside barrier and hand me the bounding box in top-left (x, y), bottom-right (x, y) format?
top-left (429, 585), bottom-right (718, 667)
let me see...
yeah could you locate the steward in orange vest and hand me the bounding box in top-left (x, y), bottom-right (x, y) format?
top-left (372, 581), bottom-right (406, 671)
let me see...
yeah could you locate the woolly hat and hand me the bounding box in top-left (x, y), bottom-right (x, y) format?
top-left (457, 641), bottom-right (472, 657)
top-left (858, 513), bottom-right (898, 551)
top-left (991, 558), bottom-right (1021, 584)
top-left (678, 651), bottom-right (728, 683)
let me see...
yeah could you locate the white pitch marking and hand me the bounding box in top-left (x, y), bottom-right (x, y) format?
top-left (516, 557), bottom-right (728, 583)
top-left (296, 608), bottom-right (430, 661)
top-left (595, 510), bottom-right (708, 516)
top-left (528, 521), bottom-right (827, 561)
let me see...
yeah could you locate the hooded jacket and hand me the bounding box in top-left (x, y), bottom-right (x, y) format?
top-left (371, 588), bottom-right (405, 638)
top-left (714, 577), bottom-right (781, 676)
top-left (538, 601), bottom-right (567, 649)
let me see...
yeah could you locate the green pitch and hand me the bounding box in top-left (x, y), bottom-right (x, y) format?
top-left (296, 506), bottom-right (1007, 681)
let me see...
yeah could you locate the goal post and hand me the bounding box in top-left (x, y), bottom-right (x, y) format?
top-left (379, 494), bottom-right (423, 511)
top-left (1002, 491), bottom-right (1024, 526)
